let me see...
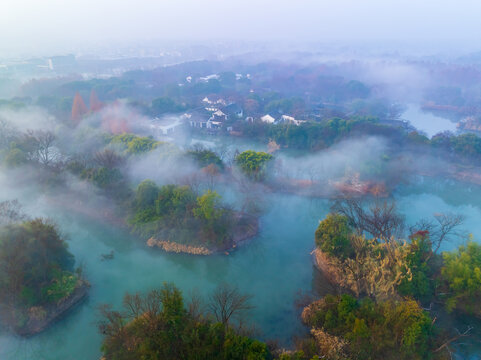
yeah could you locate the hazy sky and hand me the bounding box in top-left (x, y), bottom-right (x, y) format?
top-left (1, 0), bottom-right (481, 56)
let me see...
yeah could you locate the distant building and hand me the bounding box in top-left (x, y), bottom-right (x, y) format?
top-left (278, 115), bottom-right (306, 126)
top-left (186, 111), bottom-right (209, 129)
top-left (224, 103), bottom-right (243, 119)
top-left (207, 120), bottom-right (222, 129)
top-left (202, 95), bottom-right (226, 106)
top-left (211, 109), bottom-right (227, 122)
top-left (190, 118), bottom-right (208, 128)
top-left (199, 74), bottom-right (220, 83)
top-left (260, 114), bottom-right (276, 124)
top-left (150, 117), bottom-right (183, 136)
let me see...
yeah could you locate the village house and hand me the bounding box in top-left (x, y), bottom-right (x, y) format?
top-left (186, 112), bottom-right (209, 129)
top-left (278, 115), bottom-right (306, 126)
top-left (260, 114), bottom-right (276, 124)
top-left (224, 103), bottom-right (243, 119)
top-left (210, 109), bottom-right (227, 122)
top-left (202, 95), bottom-right (226, 107)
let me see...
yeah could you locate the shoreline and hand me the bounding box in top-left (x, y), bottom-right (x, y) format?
top-left (9, 280), bottom-right (90, 337)
top-left (146, 212), bottom-right (259, 256)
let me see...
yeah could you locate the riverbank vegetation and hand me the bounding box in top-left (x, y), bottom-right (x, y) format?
top-left (0, 200), bottom-right (88, 335)
top-left (304, 197), bottom-right (480, 359)
top-left (129, 180), bottom-right (257, 252)
top-left (98, 283), bottom-right (270, 360)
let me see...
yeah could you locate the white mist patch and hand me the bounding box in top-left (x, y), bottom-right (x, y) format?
top-left (275, 136), bottom-right (388, 182)
top-left (0, 106), bottom-right (57, 132)
top-left (126, 144), bottom-right (199, 186)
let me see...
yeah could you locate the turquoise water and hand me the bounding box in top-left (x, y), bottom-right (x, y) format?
top-left (1, 177), bottom-right (481, 359)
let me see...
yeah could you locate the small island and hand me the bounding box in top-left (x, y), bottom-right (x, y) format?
top-left (0, 201), bottom-right (89, 336)
top-left (301, 197), bottom-right (481, 359)
top-left (129, 181), bottom-right (258, 255)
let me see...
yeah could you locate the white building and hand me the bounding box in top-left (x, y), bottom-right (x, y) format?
top-left (279, 115), bottom-right (306, 126)
top-left (150, 117), bottom-right (183, 136)
top-left (260, 114), bottom-right (276, 124)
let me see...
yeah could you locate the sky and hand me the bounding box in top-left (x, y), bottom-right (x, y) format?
top-left (1, 0), bottom-right (481, 56)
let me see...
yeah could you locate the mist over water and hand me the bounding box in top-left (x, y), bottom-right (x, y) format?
top-left (1, 1), bottom-right (481, 359)
top-left (1, 175), bottom-right (480, 359)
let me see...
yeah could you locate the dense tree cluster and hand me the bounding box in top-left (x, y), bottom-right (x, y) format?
top-left (99, 283), bottom-right (269, 360)
top-left (440, 241), bottom-right (481, 315)
top-left (309, 198), bottom-right (479, 359)
top-left (0, 201), bottom-right (85, 332)
top-left (109, 133), bottom-right (161, 155)
top-left (301, 294), bottom-right (433, 360)
top-left (186, 147), bottom-right (224, 169)
top-left (130, 181), bottom-right (233, 248)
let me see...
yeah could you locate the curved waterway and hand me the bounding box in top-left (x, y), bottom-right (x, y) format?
top-left (1, 177), bottom-right (481, 359)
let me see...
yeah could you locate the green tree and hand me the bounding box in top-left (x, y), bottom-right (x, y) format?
top-left (302, 294), bottom-right (433, 360)
top-left (151, 97), bottom-right (185, 115)
top-left (315, 214), bottom-right (354, 259)
top-left (98, 283), bottom-right (270, 360)
top-left (135, 180), bottom-right (160, 209)
top-left (441, 240), bottom-right (481, 315)
top-left (235, 150), bottom-right (273, 181)
top-left (193, 190), bottom-right (224, 223)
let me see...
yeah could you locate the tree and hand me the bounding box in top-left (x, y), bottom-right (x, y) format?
top-left (135, 180), bottom-right (160, 209)
top-left (441, 240), bottom-right (481, 315)
top-left (0, 217), bottom-right (77, 312)
top-left (71, 92), bottom-right (88, 125)
top-left (410, 213), bottom-right (466, 260)
top-left (28, 130), bottom-right (61, 167)
top-left (0, 199), bottom-right (27, 225)
top-left (192, 190), bottom-right (221, 221)
top-left (93, 149), bottom-right (123, 169)
top-left (315, 213), bottom-right (353, 259)
top-left (333, 236), bottom-right (412, 300)
top-left (98, 283), bottom-right (268, 360)
top-left (235, 150), bottom-right (273, 181)
top-left (331, 197), bottom-right (405, 240)
top-left (151, 97), bottom-right (184, 115)
top-left (208, 283), bottom-right (254, 329)
top-left (301, 294), bottom-right (433, 360)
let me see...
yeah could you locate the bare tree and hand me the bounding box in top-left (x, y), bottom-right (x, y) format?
top-left (0, 200), bottom-right (27, 225)
top-left (410, 213), bottom-right (466, 260)
top-left (186, 288), bottom-right (205, 321)
top-left (331, 197), bottom-right (405, 240)
top-left (94, 149), bottom-right (124, 169)
top-left (26, 130), bottom-right (61, 167)
top-left (433, 326), bottom-right (473, 359)
top-left (208, 283), bottom-right (254, 329)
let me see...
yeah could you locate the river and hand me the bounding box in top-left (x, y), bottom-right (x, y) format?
top-left (403, 104), bottom-right (458, 138)
top-left (0, 177), bottom-right (480, 359)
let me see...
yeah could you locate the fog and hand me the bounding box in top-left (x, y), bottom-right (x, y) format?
top-left (2, 0), bottom-right (481, 57)
top-left (2, 2), bottom-right (481, 358)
